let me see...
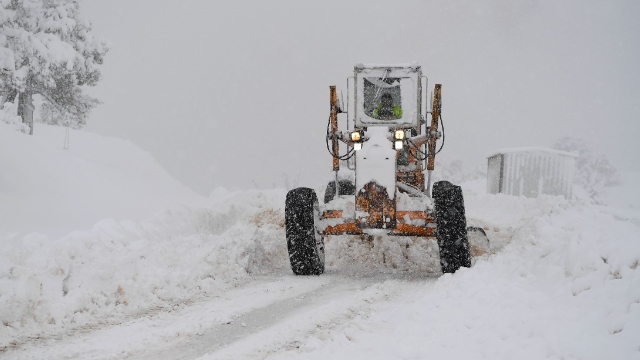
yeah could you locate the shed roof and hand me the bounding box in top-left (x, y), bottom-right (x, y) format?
top-left (485, 147), bottom-right (579, 159)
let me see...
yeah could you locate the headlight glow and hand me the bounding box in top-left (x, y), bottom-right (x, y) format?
top-left (394, 130), bottom-right (404, 140)
top-left (351, 131), bottom-right (361, 142)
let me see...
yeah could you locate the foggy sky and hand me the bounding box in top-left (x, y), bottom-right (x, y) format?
top-left (81, 0), bottom-right (640, 195)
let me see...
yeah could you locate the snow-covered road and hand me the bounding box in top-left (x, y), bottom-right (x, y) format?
top-left (3, 186), bottom-right (640, 359)
top-left (3, 203), bottom-right (640, 359)
top-left (4, 272), bottom-right (433, 359)
top-left (3, 187), bottom-right (639, 360)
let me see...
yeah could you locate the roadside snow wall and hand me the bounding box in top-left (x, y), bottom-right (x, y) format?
top-left (0, 189), bottom-right (290, 349)
top-left (270, 200), bottom-right (640, 360)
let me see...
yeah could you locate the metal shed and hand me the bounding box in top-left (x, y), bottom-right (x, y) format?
top-left (486, 147), bottom-right (577, 199)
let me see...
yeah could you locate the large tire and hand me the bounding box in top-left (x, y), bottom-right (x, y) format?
top-left (433, 181), bottom-right (472, 273)
top-left (285, 188), bottom-right (325, 275)
top-left (323, 180), bottom-right (356, 204)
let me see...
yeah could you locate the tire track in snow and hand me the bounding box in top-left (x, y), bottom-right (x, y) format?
top-left (3, 275), bottom-right (330, 360)
top-left (6, 272), bottom-right (434, 360)
top-left (182, 273), bottom-right (433, 360)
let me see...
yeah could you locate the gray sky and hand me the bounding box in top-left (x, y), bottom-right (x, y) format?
top-left (81, 0), bottom-right (640, 195)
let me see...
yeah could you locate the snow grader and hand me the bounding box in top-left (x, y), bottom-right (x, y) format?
top-left (285, 63), bottom-right (485, 275)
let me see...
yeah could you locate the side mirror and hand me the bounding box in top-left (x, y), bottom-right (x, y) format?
top-left (336, 90), bottom-right (345, 113)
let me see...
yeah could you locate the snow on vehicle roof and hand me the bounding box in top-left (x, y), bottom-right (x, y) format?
top-left (355, 62), bottom-right (420, 70)
top-left (485, 147), bottom-right (578, 159)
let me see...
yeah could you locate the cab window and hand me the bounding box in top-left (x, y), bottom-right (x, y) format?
top-left (363, 77), bottom-right (403, 120)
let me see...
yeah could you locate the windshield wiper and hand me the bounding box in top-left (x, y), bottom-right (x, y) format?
top-left (373, 68), bottom-right (390, 102)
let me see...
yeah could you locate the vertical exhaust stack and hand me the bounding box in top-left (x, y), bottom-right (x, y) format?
top-left (426, 84), bottom-right (441, 195)
top-left (329, 86), bottom-right (340, 200)
top-left (329, 86), bottom-right (340, 172)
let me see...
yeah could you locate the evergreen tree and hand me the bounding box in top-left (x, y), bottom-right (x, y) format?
top-left (0, 0), bottom-right (109, 133)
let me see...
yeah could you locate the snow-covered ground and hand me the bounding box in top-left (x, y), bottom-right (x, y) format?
top-left (599, 171), bottom-right (640, 228)
top-left (1, 124), bottom-right (639, 359)
top-left (0, 123), bottom-right (208, 238)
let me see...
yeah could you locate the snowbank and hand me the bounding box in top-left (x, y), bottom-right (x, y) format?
top-left (0, 122), bottom-right (207, 238)
top-left (600, 171), bottom-right (640, 227)
top-left (271, 195), bottom-right (640, 359)
top-left (0, 165), bottom-right (504, 347)
top-left (0, 122), bottom-right (291, 347)
top-left (0, 189), bottom-right (290, 348)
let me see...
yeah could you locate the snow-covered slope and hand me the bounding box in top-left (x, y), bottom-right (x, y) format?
top-left (0, 123), bottom-right (207, 238)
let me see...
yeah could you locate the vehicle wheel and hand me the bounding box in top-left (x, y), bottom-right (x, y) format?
top-left (323, 180), bottom-right (356, 204)
top-left (285, 188), bottom-right (325, 275)
top-left (432, 181), bottom-right (472, 273)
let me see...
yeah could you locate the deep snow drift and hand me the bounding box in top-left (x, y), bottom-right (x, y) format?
top-left (270, 201), bottom-right (640, 360)
top-left (1, 123), bottom-right (639, 359)
top-left (0, 123), bottom-right (290, 348)
top-left (0, 123), bottom-right (207, 238)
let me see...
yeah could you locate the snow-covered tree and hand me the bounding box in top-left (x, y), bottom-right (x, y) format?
top-left (37, 89), bottom-right (98, 128)
top-left (553, 136), bottom-right (620, 203)
top-left (0, 0), bottom-right (109, 133)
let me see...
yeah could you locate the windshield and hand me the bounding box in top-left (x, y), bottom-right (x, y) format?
top-left (355, 66), bottom-right (420, 127)
top-left (363, 77), bottom-right (406, 120)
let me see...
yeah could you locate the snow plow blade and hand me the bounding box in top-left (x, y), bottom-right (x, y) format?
top-left (467, 226), bottom-right (491, 257)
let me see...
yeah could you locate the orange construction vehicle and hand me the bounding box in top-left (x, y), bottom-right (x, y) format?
top-left (285, 63), bottom-right (485, 275)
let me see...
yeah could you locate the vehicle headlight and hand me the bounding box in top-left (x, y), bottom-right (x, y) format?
top-left (394, 130), bottom-right (404, 140)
